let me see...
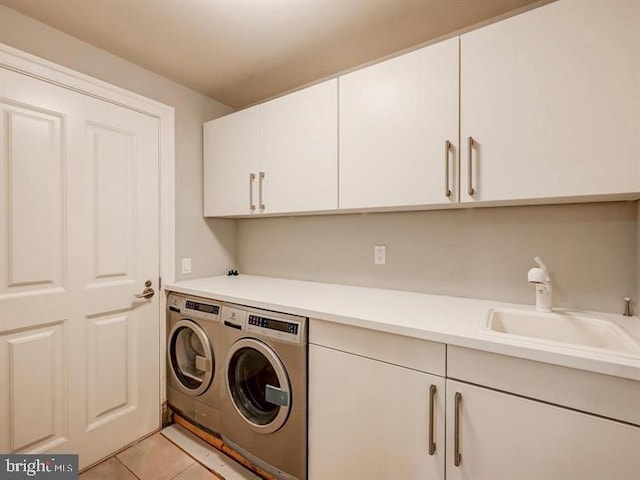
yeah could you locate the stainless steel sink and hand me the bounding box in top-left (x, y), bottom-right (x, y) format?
top-left (482, 308), bottom-right (640, 355)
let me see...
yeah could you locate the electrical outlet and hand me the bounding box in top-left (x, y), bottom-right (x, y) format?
top-left (374, 245), bottom-right (386, 265)
top-left (181, 257), bottom-right (192, 275)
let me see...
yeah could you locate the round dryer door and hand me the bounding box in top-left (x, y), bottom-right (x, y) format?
top-left (168, 319), bottom-right (214, 396)
top-left (226, 338), bottom-right (291, 434)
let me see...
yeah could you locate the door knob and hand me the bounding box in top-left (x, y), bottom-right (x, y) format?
top-left (135, 280), bottom-right (155, 299)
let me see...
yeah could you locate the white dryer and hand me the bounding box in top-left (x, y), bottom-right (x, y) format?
top-left (166, 293), bottom-right (222, 435)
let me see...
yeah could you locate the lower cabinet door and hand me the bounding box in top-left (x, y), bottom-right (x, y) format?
top-left (446, 380), bottom-right (640, 480)
top-left (309, 344), bottom-right (445, 480)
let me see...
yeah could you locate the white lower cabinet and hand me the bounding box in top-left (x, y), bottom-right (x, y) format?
top-left (446, 380), bottom-right (640, 480)
top-left (309, 344), bottom-right (445, 480)
top-left (309, 320), bottom-right (639, 479)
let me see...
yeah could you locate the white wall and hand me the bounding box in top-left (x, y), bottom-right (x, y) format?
top-left (0, 5), bottom-right (236, 281)
top-left (238, 201), bottom-right (638, 314)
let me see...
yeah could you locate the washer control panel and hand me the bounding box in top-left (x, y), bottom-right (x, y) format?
top-left (221, 305), bottom-right (306, 344)
top-left (248, 315), bottom-right (298, 335)
top-left (246, 313), bottom-right (304, 344)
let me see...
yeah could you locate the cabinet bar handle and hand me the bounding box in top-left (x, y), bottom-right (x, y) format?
top-left (258, 171), bottom-right (265, 211)
top-left (467, 136), bottom-right (475, 196)
top-left (454, 392), bottom-right (462, 467)
top-left (444, 141), bottom-right (452, 198)
top-left (428, 384), bottom-right (437, 455)
top-left (249, 173), bottom-right (256, 211)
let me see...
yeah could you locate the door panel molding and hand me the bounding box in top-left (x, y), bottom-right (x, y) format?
top-left (86, 122), bottom-right (136, 285)
top-left (86, 312), bottom-right (137, 431)
top-left (0, 102), bottom-right (66, 298)
top-left (0, 322), bottom-right (68, 453)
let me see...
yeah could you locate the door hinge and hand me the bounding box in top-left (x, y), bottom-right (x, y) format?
top-left (159, 277), bottom-right (162, 289)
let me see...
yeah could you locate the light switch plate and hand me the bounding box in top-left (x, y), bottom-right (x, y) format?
top-left (181, 257), bottom-right (192, 274)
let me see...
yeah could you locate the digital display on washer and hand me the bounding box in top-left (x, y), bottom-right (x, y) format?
top-left (185, 300), bottom-right (219, 315)
top-left (249, 314), bottom-right (298, 335)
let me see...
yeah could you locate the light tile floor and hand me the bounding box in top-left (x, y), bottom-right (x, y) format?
top-left (161, 425), bottom-right (259, 480)
top-left (80, 426), bottom-right (259, 480)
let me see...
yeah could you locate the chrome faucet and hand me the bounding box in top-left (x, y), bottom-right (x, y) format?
top-left (528, 256), bottom-right (552, 312)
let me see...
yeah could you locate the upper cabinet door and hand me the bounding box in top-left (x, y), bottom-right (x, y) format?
top-left (203, 107), bottom-right (258, 216)
top-left (339, 38), bottom-right (459, 210)
top-left (460, 0), bottom-right (640, 203)
top-left (258, 79), bottom-right (338, 214)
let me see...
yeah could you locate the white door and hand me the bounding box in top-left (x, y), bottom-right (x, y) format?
top-left (460, 0), bottom-right (640, 203)
top-left (446, 380), bottom-right (640, 479)
top-left (339, 37), bottom-right (459, 209)
top-left (0, 67), bottom-right (160, 468)
top-left (258, 79), bottom-right (338, 215)
top-left (309, 344), bottom-right (445, 480)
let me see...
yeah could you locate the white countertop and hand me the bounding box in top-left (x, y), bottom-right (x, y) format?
top-left (165, 275), bottom-right (640, 381)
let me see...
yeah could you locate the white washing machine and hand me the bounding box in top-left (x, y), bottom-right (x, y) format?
top-left (219, 304), bottom-right (308, 480)
top-left (167, 293), bottom-right (222, 435)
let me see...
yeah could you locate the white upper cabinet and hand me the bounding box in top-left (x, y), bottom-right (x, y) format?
top-left (460, 0), bottom-right (640, 203)
top-left (203, 106), bottom-right (258, 216)
top-left (205, 0), bottom-right (639, 217)
top-left (204, 80), bottom-right (337, 217)
top-left (259, 79), bottom-right (338, 214)
top-left (339, 38), bottom-right (459, 209)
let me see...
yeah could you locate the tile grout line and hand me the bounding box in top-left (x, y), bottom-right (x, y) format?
top-left (113, 456), bottom-right (142, 480)
top-left (162, 431), bottom-right (225, 480)
top-left (80, 428), bottom-right (162, 475)
top-left (82, 430), bottom-right (226, 480)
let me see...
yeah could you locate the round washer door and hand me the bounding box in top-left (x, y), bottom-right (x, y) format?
top-left (168, 319), bottom-right (214, 396)
top-left (226, 338), bottom-right (291, 434)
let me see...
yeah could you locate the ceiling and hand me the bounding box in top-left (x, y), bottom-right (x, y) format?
top-left (0, 0), bottom-right (542, 109)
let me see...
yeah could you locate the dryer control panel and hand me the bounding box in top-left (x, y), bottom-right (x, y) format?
top-left (168, 293), bottom-right (221, 322)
